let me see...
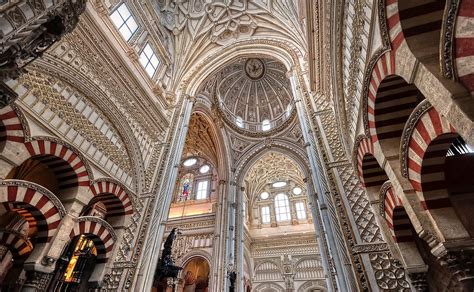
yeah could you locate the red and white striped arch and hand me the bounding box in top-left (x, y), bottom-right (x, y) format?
top-left (406, 107), bottom-right (457, 209)
top-left (25, 140), bottom-right (90, 189)
top-left (0, 230), bottom-right (33, 258)
top-left (0, 105), bottom-right (25, 148)
top-left (386, 0), bottom-right (446, 51)
top-left (69, 219), bottom-right (116, 263)
top-left (367, 52), bottom-right (397, 142)
top-left (382, 185), bottom-right (413, 243)
top-left (455, 0), bottom-right (474, 94)
top-left (89, 180), bottom-right (133, 217)
top-left (354, 136), bottom-right (388, 188)
top-left (0, 183), bottom-right (65, 243)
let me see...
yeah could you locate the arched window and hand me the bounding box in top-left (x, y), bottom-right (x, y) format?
top-left (295, 201), bottom-right (306, 220)
top-left (196, 180), bottom-right (209, 200)
top-left (179, 173), bottom-right (194, 201)
top-left (274, 193), bottom-right (290, 222)
top-left (261, 206), bottom-right (271, 224)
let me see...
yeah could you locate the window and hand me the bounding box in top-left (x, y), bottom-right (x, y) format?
top-left (236, 116), bottom-right (244, 128)
top-left (139, 44), bottom-right (160, 77)
top-left (261, 206), bottom-right (270, 224)
top-left (196, 180), bottom-right (209, 200)
top-left (295, 201), bottom-right (307, 220)
top-left (261, 119), bottom-right (271, 131)
top-left (260, 191), bottom-right (269, 200)
top-left (110, 3), bottom-right (138, 41)
top-left (286, 104), bottom-right (292, 118)
top-left (179, 173), bottom-right (194, 201)
top-left (199, 165), bottom-right (210, 174)
top-left (293, 187), bottom-right (302, 195)
top-left (274, 193), bottom-right (291, 222)
top-left (183, 158), bottom-right (197, 167)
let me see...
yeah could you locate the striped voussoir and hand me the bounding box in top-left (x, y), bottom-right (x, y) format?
top-left (0, 229), bottom-right (33, 258)
top-left (407, 107), bottom-right (457, 210)
top-left (374, 76), bottom-right (424, 142)
top-left (0, 105), bottom-right (24, 146)
top-left (0, 184), bottom-right (63, 243)
top-left (386, 0), bottom-right (445, 51)
top-left (69, 219), bottom-right (115, 263)
top-left (367, 52), bottom-right (396, 142)
top-left (355, 137), bottom-right (388, 187)
top-left (25, 140), bottom-right (89, 190)
top-left (455, 0), bottom-right (474, 93)
top-left (382, 186), bottom-right (413, 243)
top-left (89, 181), bottom-right (133, 217)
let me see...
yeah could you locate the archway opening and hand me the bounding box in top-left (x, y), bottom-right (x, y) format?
top-left (48, 234), bottom-right (99, 291)
top-left (397, 0), bottom-right (446, 62)
top-left (422, 134), bottom-right (474, 236)
top-left (181, 257), bottom-right (210, 292)
top-left (243, 151), bottom-right (325, 289)
top-left (0, 211), bottom-right (34, 289)
top-left (374, 75), bottom-right (424, 158)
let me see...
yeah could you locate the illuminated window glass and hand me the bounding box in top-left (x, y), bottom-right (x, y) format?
top-left (262, 119), bottom-right (271, 131)
top-left (274, 193), bottom-right (290, 222)
top-left (236, 116), bottom-right (244, 128)
top-left (295, 201), bottom-right (307, 220)
top-left (179, 173), bottom-right (193, 201)
top-left (139, 44), bottom-right (160, 77)
top-left (110, 3), bottom-right (138, 41)
top-left (196, 180), bottom-right (209, 200)
top-left (261, 206), bottom-right (270, 224)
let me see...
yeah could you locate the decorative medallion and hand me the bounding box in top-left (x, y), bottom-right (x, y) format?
top-left (245, 58), bottom-right (265, 80)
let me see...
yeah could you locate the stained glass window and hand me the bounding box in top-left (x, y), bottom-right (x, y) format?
top-left (179, 173), bottom-right (194, 201)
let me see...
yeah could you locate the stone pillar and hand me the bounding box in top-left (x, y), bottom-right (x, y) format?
top-left (269, 204), bottom-right (277, 227)
top-left (136, 94), bottom-right (196, 291)
top-left (290, 71), bottom-right (342, 292)
top-left (236, 186), bottom-right (245, 292)
top-left (22, 271), bottom-right (53, 292)
top-left (225, 178), bottom-right (237, 291)
top-left (210, 179), bottom-right (230, 291)
top-left (289, 199), bottom-right (298, 225)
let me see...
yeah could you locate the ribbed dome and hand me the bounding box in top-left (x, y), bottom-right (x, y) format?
top-left (216, 57), bottom-right (293, 125)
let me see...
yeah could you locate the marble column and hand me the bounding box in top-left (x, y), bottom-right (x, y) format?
top-left (289, 70), bottom-right (341, 292)
top-left (137, 94), bottom-right (196, 291)
top-left (236, 186), bottom-right (245, 292)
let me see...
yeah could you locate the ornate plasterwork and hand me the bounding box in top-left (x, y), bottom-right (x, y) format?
top-left (214, 57), bottom-right (293, 124)
top-left (182, 112), bottom-right (219, 166)
top-left (18, 71), bottom-right (132, 174)
top-left (244, 151), bottom-right (305, 203)
top-left (399, 99), bottom-right (432, 178)
top-left (157, 0), bottom-right (270, 44)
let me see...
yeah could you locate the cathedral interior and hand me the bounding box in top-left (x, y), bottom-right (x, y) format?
top-left (0, 0), bottom-right (473, 291)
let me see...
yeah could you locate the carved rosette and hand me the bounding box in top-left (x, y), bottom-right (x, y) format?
top-left (369, 252), bottom-right (411, 291)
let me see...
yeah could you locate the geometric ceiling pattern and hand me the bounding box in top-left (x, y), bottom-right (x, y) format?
top-left (216, 57), bottom-right (293, 124)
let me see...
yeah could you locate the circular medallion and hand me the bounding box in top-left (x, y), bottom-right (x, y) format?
top-left (245, 58), bottom-right (265, 80)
